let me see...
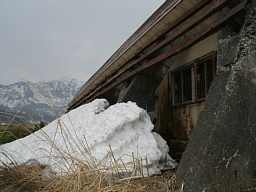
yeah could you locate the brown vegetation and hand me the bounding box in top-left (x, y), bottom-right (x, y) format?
top-left (0, 163), bottom-right (180, 192)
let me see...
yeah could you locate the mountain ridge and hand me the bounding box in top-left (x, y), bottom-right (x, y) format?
top-left (0, 79), bottom-right (83, 123)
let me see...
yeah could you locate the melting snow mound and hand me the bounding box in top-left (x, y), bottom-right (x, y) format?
top-left (0, 99), bottom-right (176, 176)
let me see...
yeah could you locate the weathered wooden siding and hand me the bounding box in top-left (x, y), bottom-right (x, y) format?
top-left (164, 33), bottom-right (218, 70)
top-left (156, 79), bottom-right (206, 159)
top-left (172, 102), bottom-right (206, 139)
top-left (155, 74), bottom-right (171, 136)
top-left (155, 33), bottom-right (218, 160)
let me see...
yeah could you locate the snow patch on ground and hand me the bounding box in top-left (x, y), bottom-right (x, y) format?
top-left (0, 99), bottom-right (176, 175)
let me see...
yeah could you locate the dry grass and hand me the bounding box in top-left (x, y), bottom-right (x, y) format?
top-left (0, 162), bottom-right (49, 192)
top-left (0, 162), bottom-right (180, 192)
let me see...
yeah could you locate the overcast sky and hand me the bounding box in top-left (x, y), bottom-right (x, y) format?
top-left (0, 0), bottom-right (164, 85)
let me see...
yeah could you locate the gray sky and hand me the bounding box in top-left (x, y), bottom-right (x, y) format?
top-left (0, 0), bottom-right (164, 85)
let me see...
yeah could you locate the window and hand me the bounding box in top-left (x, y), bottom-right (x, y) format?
top-left (196, 62), bottom-right (206, 99)
top-left (206, 59), bottom-right (215, 91)
top-left (172, 53), bottom-right (216, 105)
top-left (195, 57), bottom-right (216, 100)
top-left (173, 66), bottom-right (192, 104)
top-left (173, 71), bottom-right (182, 104)
top-left (183, 67), bottom-right (192, 102)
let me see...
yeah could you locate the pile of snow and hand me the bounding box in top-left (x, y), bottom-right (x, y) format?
top-left (0, 99), bottom-right (176, 175)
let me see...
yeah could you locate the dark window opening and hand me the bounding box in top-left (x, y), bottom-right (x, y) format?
top-left (173, 66), bottom-right (192, 105)
top-left (183, 67), bottom-right (192, 102)
top-left (174, 71), bottom-right (182, 104)
top-left (196, 62), bottom-right (206, 99)
top-left (172, 52), bottom-right (216, 105)
top-left (196, 57), bottom-right (216, 100)
top-left (206, 59), bottom-right (215, 91)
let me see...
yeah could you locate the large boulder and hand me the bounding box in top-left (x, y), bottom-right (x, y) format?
top-left (177, 3), bottom-right (256, 191)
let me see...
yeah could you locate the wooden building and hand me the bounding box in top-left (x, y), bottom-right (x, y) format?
top-left (68, 0), bottom-right (247, 160)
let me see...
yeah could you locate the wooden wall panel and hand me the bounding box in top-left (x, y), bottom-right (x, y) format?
top-left (156, 73), bottom-right (171, 139)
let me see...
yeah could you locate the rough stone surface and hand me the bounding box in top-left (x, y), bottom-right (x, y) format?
top-left (217, 6), bottom-right (245, 74)
top-left (177, 3), bottom-right (256, 191)
top-left (217, 35), bottom-right (239, 72)
top-left (177, 70), bottom-right (256, 191)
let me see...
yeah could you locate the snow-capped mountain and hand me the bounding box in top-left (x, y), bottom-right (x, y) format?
top-left (0, 79), bottom-right (83, 123)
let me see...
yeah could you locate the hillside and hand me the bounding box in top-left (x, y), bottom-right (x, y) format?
top-left (0, 79), bottom-right (82, 123)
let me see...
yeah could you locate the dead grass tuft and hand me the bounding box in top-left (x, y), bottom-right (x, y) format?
top-left (0, 163), bottom-right (49, 192)
top-left (0, 162), bottom-right (180, 192)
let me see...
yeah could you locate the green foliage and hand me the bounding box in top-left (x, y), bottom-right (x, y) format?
top-left (0, 122), bottom-right (43, 145)
top-left (0, 131), bottom-right (17, 144)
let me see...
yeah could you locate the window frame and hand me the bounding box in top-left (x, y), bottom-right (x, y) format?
top-left (172, 65), bottom-right (193, 106)
top-left (171, 51), bottom-right (216, 106)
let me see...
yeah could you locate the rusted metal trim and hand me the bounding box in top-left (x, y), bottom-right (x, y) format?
top-left (172, 99), bottom-right (206, 108)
